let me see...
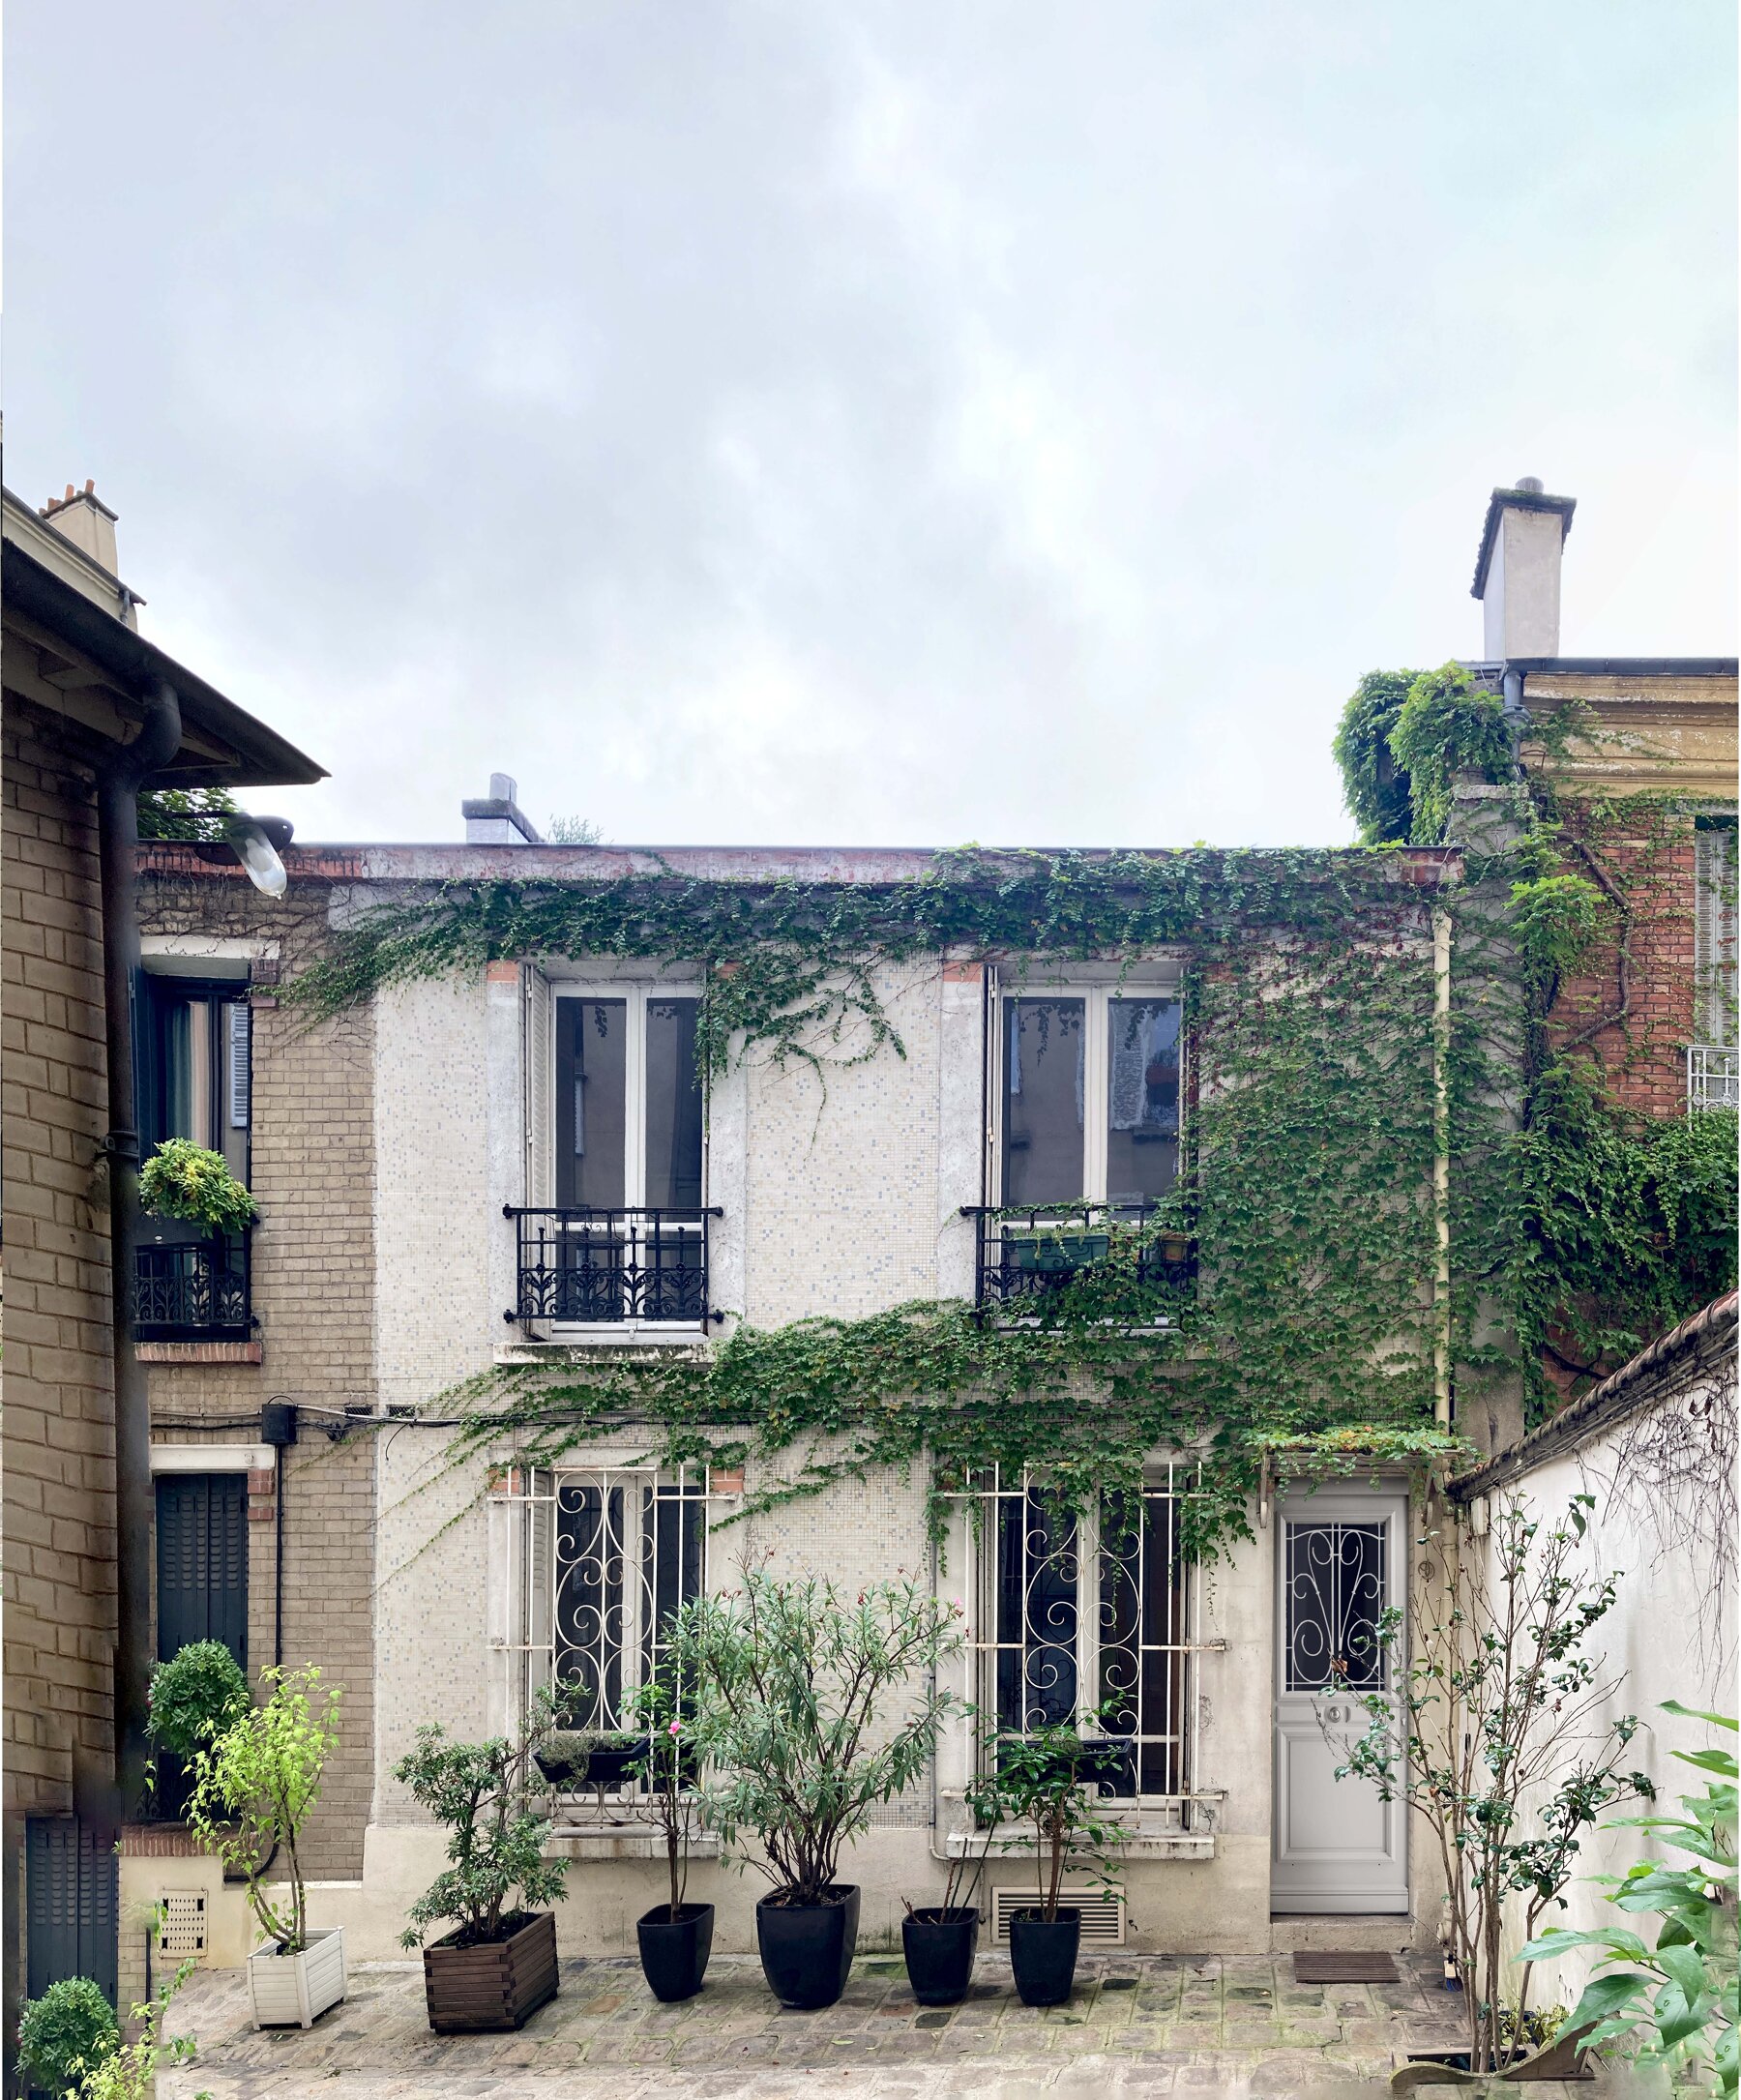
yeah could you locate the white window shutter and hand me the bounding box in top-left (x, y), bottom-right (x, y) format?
top-left (522, 964), bottom-right (553, 1204)
top-left (226, 1002), bottom-right (251, 1128)
top-left (1696, 828), bottom-right (1739, 1047)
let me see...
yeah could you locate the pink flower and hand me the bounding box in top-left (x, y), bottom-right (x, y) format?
top-left (667, 1720), bottom-right (682, 1736)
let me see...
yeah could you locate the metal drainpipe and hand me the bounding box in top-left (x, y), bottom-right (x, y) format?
top-left (96, 676), bottom-right (183, 1818)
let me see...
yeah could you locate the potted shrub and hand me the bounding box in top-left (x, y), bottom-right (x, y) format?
top-left (187, 1664), bottom-right (345, 2028)
top-left (532, 1726), bottom-right (648, 1796)
top-left (628, 1676), bottom-right (714, 2001)
top-left (146, 1639), bottom-right (250, 1820)
top-left (394, 1703), bottom-right (569, 2032)
top-left (138, 1138), bottom-right (257, 1233)
top-left (671, 1565), bottom-right (962, 2011)
top-left (16, 1976), bottom-right (118, 2097)
top-left (901, 1765), bottom-right (1003, 2007)
top-left (994, 1720), bottom-right (1128, 2008)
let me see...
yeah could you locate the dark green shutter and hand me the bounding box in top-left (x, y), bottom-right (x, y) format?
top-left (25, 1818), bottom-right (118, 2005)
top-left (155, 1473), bottom-right (248, 1668)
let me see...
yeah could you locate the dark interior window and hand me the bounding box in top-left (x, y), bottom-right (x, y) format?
top-left (556, 998), bottom-right (628, 1207)
top-left (136, 975), bottom-right (251, 1180)
top-left (1002, 998), bottom-right (1084, 1204)
top-left (1107, 997), bottom-right (1181, 1203)
top-left (645, 998), bottom-right (703, 1208)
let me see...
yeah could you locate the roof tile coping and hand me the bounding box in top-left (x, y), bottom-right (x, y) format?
top-left (1449, 1291), bottom-right (1738, 1504)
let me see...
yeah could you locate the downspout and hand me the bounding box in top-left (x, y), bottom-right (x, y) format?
top-left (1432, 902), bottom-right (1454, 1428)
top-left (97, 676), bottom-right (183, 1817)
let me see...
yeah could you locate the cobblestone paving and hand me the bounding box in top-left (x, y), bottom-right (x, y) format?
top-left (160, 1950), bottom-right (1596, 2099)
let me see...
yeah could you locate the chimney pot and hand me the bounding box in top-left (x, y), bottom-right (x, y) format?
top-left (1515, 475), bottom-right (1544, 494)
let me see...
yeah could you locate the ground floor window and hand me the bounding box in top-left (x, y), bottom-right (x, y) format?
top-left (943, 1464), bottom-right (1202, 1827)
top-left (488, 1465), bottom-right (708, 1759)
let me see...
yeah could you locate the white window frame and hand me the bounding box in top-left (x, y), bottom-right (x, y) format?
top-left (935, 1462), bottom-right (1212, 1836)
top-left (535, 980), bottom-right (710, 1340)
top-left (989, 972), bottom-right (1184, 1206)
top-left (487, 1462), bottom-right (711, 1794)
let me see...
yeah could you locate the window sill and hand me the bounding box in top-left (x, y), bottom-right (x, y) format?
top-left (944, 1825), bottom-right (1215, 1863)
top-left (137, 1340), bottom-right (263, 1364)
top-left (498, 1334), bottom-right (714, 1365)
top-left (543, 1825), bottom-right (722, 1863)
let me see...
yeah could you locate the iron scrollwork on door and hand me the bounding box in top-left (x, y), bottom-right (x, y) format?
top-left (1284, 1522), bottom-right (1387, 1692)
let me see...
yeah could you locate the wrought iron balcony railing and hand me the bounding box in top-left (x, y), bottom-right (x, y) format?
top-left (133, 1230), bottom-right (252, 1343)
top-left (1687, 1044), bottom-right (1739, 1111)
top-left (506, 1205), bottom-right (723, 1329)
top-left (960, 1201), bottom-right (1195, 1316)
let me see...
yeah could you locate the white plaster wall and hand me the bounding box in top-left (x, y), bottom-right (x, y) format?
top-left (1478, 1373), bottom-right (1738, 2016)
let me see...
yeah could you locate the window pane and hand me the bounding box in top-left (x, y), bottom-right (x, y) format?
top-left (162, 995), bottom-right (214, 1147)
top-left (1002, 999), bottom-right (1085, 1204)
top-left (1284, 1522), bottom-right (1386, 1691)
top-left (994, 1488), bottom-right (1078, 1731)
top-left (1107, 998), bottom-right (1180, 1204)
top-left (556, 999), bottom-right (627, 1207)
top-left (645, 998), bottom-right (703, 1207)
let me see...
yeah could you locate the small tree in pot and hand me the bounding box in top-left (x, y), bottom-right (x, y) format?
top-left (672, 1564), bottom-right (963, 2010)
top-left (901, 1760), bottom-right (1004, 2007)
top-left (993, 1719), bottom-right (1129, 2007)
top-left (186, 1665), bottom-right (345, 2028)
top-left (395, 1701), bottom-right (569, 2033)
top-left (627, 1675), bottom-right (714, 2001)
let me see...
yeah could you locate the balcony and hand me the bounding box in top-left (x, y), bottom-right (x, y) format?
top-left (1687, 1044), bottom-right (1738, 1111)
top-left (507, 1205), bottom-right (723, 1330)
top-left (960, 1202), bottom-right (1195, 1318)
top-left (133, 1229), bottom-right (252, 1343)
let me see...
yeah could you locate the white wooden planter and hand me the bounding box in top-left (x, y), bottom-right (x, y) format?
top-left (248, 1925), bottom-right (346, 2028)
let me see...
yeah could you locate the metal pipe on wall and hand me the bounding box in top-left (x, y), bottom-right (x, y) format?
top-left (96, 676), bottom-right (183, 1817)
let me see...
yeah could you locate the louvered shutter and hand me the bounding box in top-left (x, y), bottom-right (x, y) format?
top-left (156, 1474), bottom-right (248, 1666)
top-left (523, 965), bottom-right (554, 1206)
top-left (226, 1000), bottom-right (251, 1127)
top-left (26, 1819), bottom-right (118, 2003)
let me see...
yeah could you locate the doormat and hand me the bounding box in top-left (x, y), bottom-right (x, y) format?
top-left (1293, 1951), bottom-right (1399, 1982)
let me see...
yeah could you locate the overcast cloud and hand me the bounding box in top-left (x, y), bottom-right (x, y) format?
top-left (7, 4), bottom-right (1734, 847)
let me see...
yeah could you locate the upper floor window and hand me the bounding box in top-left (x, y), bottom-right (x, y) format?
top-left (1695, 820), bottom-right (1738, 1050)
top-left (999, 989), bottom-right (1182, 1206)
top-left (135, 973), bottom-right (251, 1175)
top-left (555, 990), bottom-right (702, 1209)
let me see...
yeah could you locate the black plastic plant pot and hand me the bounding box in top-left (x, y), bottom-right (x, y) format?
top-left (1008, 1908), bottom-right (1081, 2008)
top-left (754, 1884), bottom-right (861, 2010)
top-left (635, 1901), bottom-right (714, 2002)
top-left (901, 1906), bottom-right (979, 2006)
top-left (580, 1737), bottom-right (648, 1787)
top-left (532, 1748), bottom-right (584, 1789)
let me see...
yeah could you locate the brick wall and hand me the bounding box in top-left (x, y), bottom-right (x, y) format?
top-left (137, 869), bottom-right (378, 1878)
top-left (1547, 808), bottom-right (1697, 1118)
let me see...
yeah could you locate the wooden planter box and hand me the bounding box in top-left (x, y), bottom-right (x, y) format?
top-left (422, 1909), bottom-right (559, 2033)
top-left (248, 1926), bottom-right (346, 2029)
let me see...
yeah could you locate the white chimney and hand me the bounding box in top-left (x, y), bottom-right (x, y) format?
top-left (462, 772), bottom-right (542, 844)
top-left (1471, 476), bottom-right (1576, 661)
top-left (42, 480), bottom-right (120, 577)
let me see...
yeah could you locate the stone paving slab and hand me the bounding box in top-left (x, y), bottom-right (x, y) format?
top-left (157, 1950), bottom-right (1602, 2098)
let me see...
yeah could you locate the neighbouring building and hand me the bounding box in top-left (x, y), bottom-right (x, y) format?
top-left (1, 477), bottom-right (323, 2067)
top-left (117, 480), bottom-right (1735, 1995)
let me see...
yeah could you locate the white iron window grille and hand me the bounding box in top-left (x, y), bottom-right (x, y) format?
top-left (487, 1465), bottom-right (708, 1768)
top-left (939, 1464), bottom-right (1209, 1831)
top-left (1687, 1045), bottom-right (1739, 1112)
top-left (1283, 1521), bottom-right (1388, 1692)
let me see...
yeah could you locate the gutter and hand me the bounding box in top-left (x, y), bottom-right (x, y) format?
top-left (96, 679), bottom-right (185, 1817)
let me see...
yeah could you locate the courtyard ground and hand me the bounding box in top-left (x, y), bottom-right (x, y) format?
top-left (158, 1947), bottom-right (1609, 2098)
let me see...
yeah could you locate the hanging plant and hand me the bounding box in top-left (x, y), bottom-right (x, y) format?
top-left (138, 1138), bottom-right (257, 1235)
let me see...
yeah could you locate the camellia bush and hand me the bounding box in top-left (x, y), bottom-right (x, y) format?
top-left (138, 1138), bottom-right (256, 1235)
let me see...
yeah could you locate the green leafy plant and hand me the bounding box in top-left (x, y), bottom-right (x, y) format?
top-left (187, 1664), bottom-right (340, 1954)
top-left (393, 1701), bottom-right (569, 1949)
top-left (1388, 662), bottom-right (1515, 843)
top-left (1333, 668), bottom-right (1422, 843)
top-left (990, 1717), bottom-right (1130, 1925)
top-left (138, 1139), bottom-right (256, 1235)
top-left (671, 1564), bottom-right (962, 1906)
top-left (545, 813), bottom-right (604, 844)
top-left (137, 784), bottom-right (240, 843)
top-left (16, 1977), bottom-right (119, 2098)
top-left (147, 1641), bottom-right (250, 1760)
top-left (1520, 1704), bottom-right (1737, 2095)
top-left (67, 1960), bottom-right (202, 2100)
top-left (627, 1676), bottom-right (704, 1921)
top-left (1340, 1494), bottom-right (1652, 2073)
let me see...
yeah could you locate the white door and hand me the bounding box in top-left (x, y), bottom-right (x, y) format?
top-left (1271, 1489), bottom-right (1408, 1914)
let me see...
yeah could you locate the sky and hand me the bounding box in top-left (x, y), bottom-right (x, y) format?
top-left (6, 3), bottom-right (1735, 849)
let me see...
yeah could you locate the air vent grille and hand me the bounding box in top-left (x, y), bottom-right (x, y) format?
top-left (159, 1890), bottom-right (208, 1962)
top-left (990, 1886), bottom-right (1125, 1946)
